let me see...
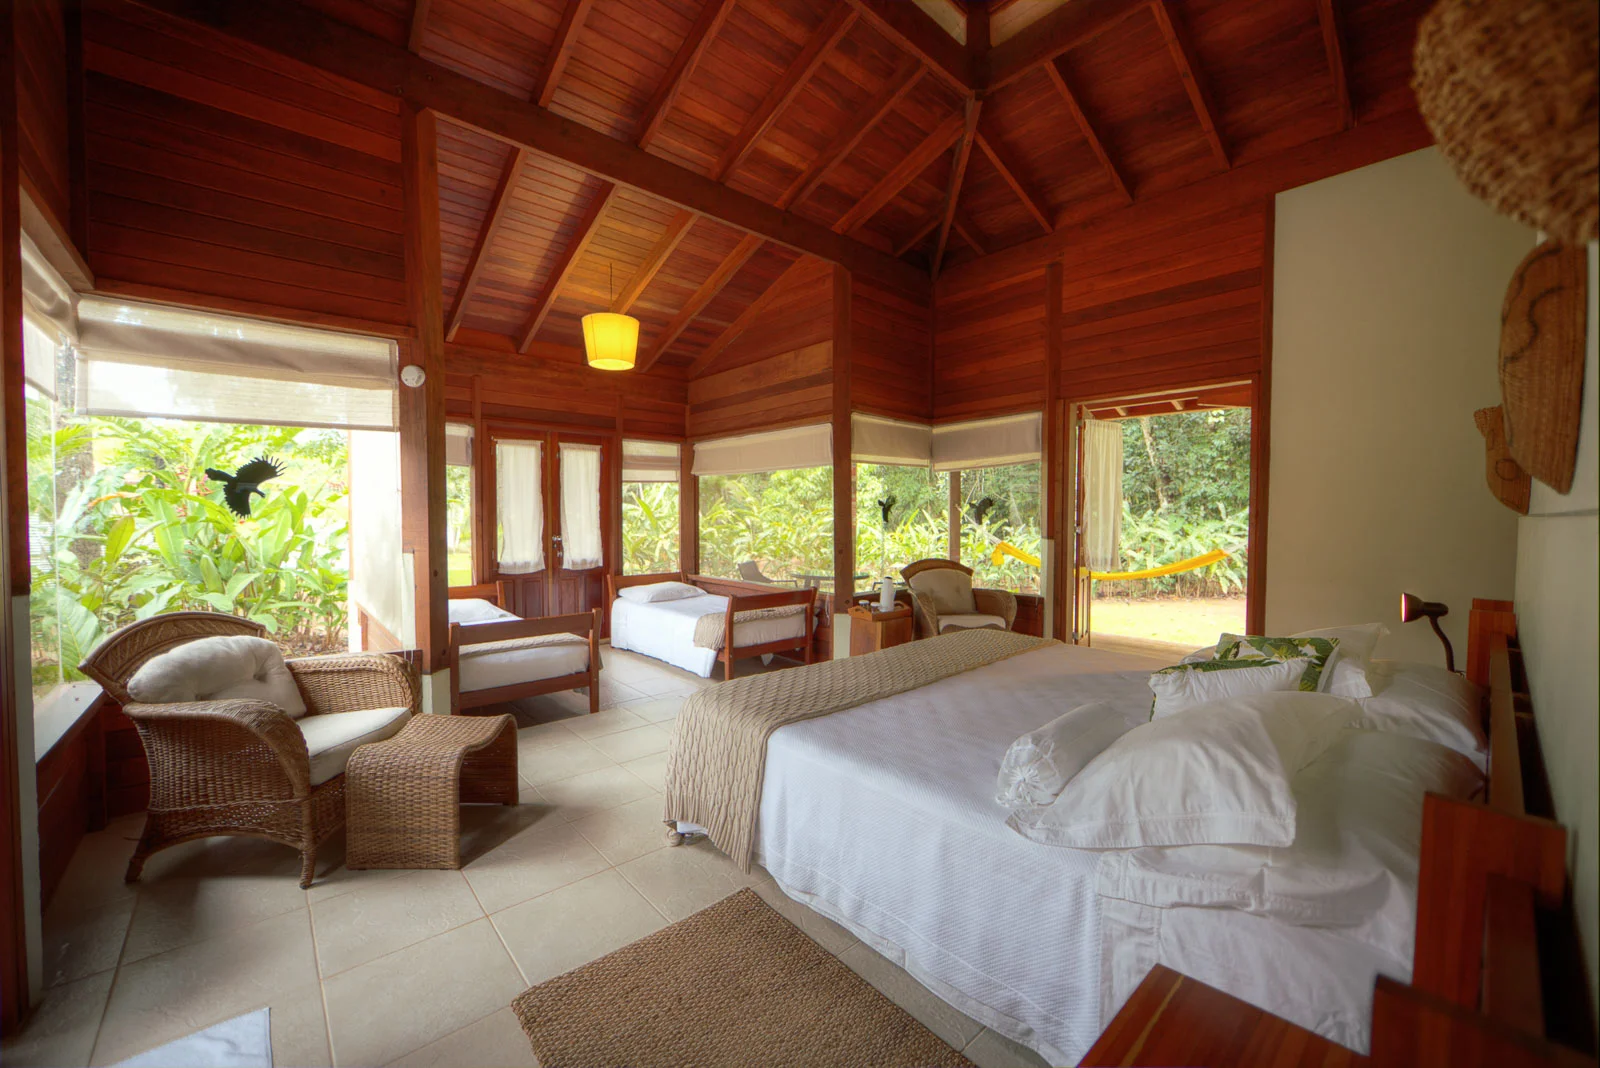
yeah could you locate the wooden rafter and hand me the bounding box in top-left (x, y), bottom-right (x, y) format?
top-left (637, 0), bottom-right (736, 150)
top-left (897, 205), bottom-right (984, 258)
top-left (638, 232), bottom-right (764, 371)
top-left (932, 97), bottom-right (981, 277)
top-left (779, 57), bottom-right (922, 209)
top-left (987, 0), bottom-right (1145, 91)
top-left (407, 0), bottom-right (429, 52)
top-left (974, 129), bottom-right (1052, 233)
top-left (1315, 0), bottom-right (1353, 131)
top-left (516, 182), bottom-right (620, 352)
top-left (832, 111), bottom-right (966, 236)
top-left (612, 209), bottom-right (694, 313)
top-left (688, 256), bottom-right (819, 377)
top-left (530, 0), bottom-right (595, 108)
top-left (952, 210), bottom-right (985, 256)
top-left (1043, 57), bottom-right (1131, 205)
top-left (713, 5), bottom-right (856, 181)
top-left (1150, 0), bottom-right (1229, 170)
top-left (841, 0), bottom-right (974, 93)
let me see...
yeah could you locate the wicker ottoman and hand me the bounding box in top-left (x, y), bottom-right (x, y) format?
top-left (345, 713), bottom-right (518, 870)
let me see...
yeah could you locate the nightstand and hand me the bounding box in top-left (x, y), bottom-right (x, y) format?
top-left (847, 601), bottom-right (914, 656)
top-left (1081, 965), bottom-right (1362, 1066)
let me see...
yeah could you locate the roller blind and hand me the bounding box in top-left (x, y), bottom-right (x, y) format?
top-left (931, 412), bottom-right (1042, 471)
top-left (692, 423), bottom-right (832, 476)
top-left (851, 413), bottom-right (932, 466)
top-left (446, 423), bottom-right (473, 467)
top-left (21, 233), bottom-right (74, 346)
top-left (622, 439), bottom-right (681, 482)
top-left (74, 296), bottom-right (399, 430)
top-left (23, 317), bottom-right (57, 400)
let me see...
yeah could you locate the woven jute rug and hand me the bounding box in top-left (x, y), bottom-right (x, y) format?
top-left (510, 888), bottom-right (977, 1068)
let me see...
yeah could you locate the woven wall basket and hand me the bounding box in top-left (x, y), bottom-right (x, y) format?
top-left (1413, 0), bottom-right (1599, 245)
top-left (1473, 406), bottom-right (1531, 514)
top-left (1499, 243), bottom-right (1588, 494)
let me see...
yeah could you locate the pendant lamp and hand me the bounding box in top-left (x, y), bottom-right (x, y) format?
top-left (583, 263), bottom-right (639, 371)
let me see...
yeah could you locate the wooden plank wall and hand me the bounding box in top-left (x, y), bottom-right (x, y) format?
top-left (16, 0), bottom-right (71, 233)
top-left (687, 259), bottom-right (834, 439)
top-left (79, 0), bottom-right (407, 331)
top-left (933, 265), bottom-right (1048, 421)
top-left (851, 273), bottom-right (932, 422)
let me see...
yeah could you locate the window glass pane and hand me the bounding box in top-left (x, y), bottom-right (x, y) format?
top-left (854, 463), bottom-right (949, 583)
top-left (623, 481), bottom-right (679, 574)
top-left (960, 461), bottom-right (1043, 593)
top-left (697, 467), bottom-right (833, 588)
top-left (446, 469), bottom-right (473, 587)
top-left (26, 383), bottom-right (62, 700)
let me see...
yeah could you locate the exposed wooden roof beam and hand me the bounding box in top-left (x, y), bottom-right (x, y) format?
top-left (1150, 0), bottom-right (1229, 170)
top-left (779, 58), bottom-right (923, 209)
top-left (688, 256), bottom-right (819, 377)
top-left (932, 97), bottom-right (981, 277)
top-left (894, 211), bottom-right (940, 257)
top-left (529, 0), bottom-right (595, 108)
top-left (841, 0), bottom-right (974, 93)
top-left (637, 0), bottom-right (736, 150)
top-left (967, 2), bottom-right (990, 88)
top-left (833, 110), bottom-right (965, 237)
top-left (612, 209), bottom-right (695, 313)
top-left (713, 5), bottom-right (856, 181)
top-left (987, 0), bottom-right (1145, 91)
top-left (638, 232), bottom-right (764, 371)
top-left (516, 182), bottom-right (620, 352)
top-left (895, 205), bottom-right (985, 258)
top-left (1315, 0), bottom-right (1353, 131)
top-left (407, 0), bottom-right (429, 52)
top-left (132, 0), bottom-right (926, 291)
top-left (952, 210), bottom-right (985, 255)
top-left (974, 129), bottom-right (1052, 233)
top-left (1043, 57), bottom-right (1131, 205)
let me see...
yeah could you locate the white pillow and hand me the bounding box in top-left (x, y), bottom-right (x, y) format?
top-left (1299, 623), bottom-right (1389, 698)
top-left (1148, 657), bottom-right (1311, 719)
top-left (616, 581), bottom-right (702, 604)
top-left (995, 702), bottom-right (1134, 812)
top-left (128, 635), bottom-right (307, 718)
top-left (447, 597), bottom-right (514, 625)
top-left (1096, 730), bottom-right (1483, 939)
top-left (1354, 660), bottom-right (1486, 766)
top-left (1008, 691), bottom-right (1360, 850)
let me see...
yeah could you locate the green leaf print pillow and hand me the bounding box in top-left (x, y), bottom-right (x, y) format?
top-left (1214, 633), bottom-right (1342, 693)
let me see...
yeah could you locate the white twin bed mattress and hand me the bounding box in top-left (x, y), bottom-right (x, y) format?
top-left (610, 593), bottom-right (807, 678)
top-left (447, 599), bottom-right (590, 693)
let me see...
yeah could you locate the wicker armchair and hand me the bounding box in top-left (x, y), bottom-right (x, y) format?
top-left (79, 612), bottom-right (418, 888)
top-left (899, 559), bottom-right (1018, 640)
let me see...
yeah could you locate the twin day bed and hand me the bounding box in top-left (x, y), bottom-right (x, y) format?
top-left (446, 583), bottom-right (602, 714)
top-left (661, 612), bottom-right (1529, 1065)
top-left (607, 572), bottom-right (817, 680)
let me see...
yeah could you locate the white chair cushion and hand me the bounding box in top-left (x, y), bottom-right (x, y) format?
top-left (128, 635), bottom-right (307, 718)
top-left (910, 568), bottom-right (977, 616)
top-left (938, 613), bottom-right (1007, 632)
top-left (297, 706), bottom-right (412, 785)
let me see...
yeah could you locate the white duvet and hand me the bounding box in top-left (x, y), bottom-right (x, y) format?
top-left (611, 593), bottom-right (807, 678)
top-left (447, 598), bottom-right (590, 693)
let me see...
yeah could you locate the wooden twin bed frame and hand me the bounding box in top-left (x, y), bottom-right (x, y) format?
top-left (446, 583), bottom-right (602, 715)
top-left (605, 572), bottom-right (818, 681)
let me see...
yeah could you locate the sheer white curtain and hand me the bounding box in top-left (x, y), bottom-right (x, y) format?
top-left (560, 443), bottom-right (603, 570)
top-left (497, 439), bottom-right (544, 574)
top-left (1081, 419), bottom-right (1124, 572)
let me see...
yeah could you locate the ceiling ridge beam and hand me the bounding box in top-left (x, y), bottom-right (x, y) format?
top-left (932, 96), bottom-right (981, 277)
top-left (637, 0), bottom-right (736, 151)
top-left (841, 0), bottom-right (974, 93)
top-left (833, 110), bottom-right (965, 237)
top-left (639, 231), bottom-right (765, 371)
top-left (516, 181), bottom-right (620, 352)
top-left (1314, 0), bottom-right (1353, 131)
top-left (779, 57), bottom-right (922, 209)
top-left (987, 0), bottom-right (1146, 92)
top-left (612, 208), bottom-right (695, 313)
top-left (1150, 0), bottom-right (1229, 170)
top-left (974, 128), bottom-right (1052, 234)
top-left (1043, 57), bottom-right (1131, 205)
top-left (128, 0), bottom-right (927, 291)
top-left (688, 255), bottom-right (821, 378)
top-left (713, 5), bottom-right (856, 182)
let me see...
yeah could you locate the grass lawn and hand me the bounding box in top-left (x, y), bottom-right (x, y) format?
top-left (1090, 595), bottom-right (1247, 650)
top-left (447, 551), bottom-right (473, 588)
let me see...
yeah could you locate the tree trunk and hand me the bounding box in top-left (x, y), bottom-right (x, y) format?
top-left (1137, 417), bottom-right (1170, 510)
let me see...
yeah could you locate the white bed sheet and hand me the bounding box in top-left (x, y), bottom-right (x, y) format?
top-left (755, 643), bottom-right (1163, 1065)
top-left (610, 593), bottom-right (807, 678)
top-left (448, 599), bottom-right (590, 693)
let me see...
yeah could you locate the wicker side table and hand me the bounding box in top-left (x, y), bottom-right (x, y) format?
top-left (345, 713), bottom-right (518, 870)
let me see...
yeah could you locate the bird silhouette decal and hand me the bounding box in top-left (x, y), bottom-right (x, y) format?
top-left (966, 495), bottom-right (996, 526)
top-left (877, 495), bottom-right (897, 527)
top-left (205, 457), bottom-right (285, 518)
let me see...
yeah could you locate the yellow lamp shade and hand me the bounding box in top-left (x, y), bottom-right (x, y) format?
top-left (581, 311), bottom-right (639, 371)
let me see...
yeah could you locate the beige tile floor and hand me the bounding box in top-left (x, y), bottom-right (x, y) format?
top-left (3, 648), bottom-right (1050, 1068)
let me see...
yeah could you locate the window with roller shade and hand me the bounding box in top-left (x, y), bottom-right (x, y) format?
top-left (693, 425), bottom-right (834, 588)
top-left (622, 439), bottom-right (680, 574)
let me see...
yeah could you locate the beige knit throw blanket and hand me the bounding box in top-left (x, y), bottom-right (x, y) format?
top-left (664, 629), bottom-right (1056, 870)
top-left (691, 605), bottom-right (808, 650)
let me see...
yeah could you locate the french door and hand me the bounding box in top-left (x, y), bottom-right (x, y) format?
top-left (482, 428), bottom-right (612, 620)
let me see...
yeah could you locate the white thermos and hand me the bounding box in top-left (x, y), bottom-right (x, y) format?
top-left (878, 575), bottom-right (896, 612)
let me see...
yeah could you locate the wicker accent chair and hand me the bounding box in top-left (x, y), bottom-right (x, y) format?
top-left (79, 612), bottom-right (418, 888)
top-left (899, 559), bottom-right (1018, 640)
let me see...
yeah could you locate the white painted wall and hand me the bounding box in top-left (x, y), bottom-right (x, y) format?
top-left (1267, 148), bottom-right (1530, 662)
top-left (1514, 240), bottom-right (1598, 1014)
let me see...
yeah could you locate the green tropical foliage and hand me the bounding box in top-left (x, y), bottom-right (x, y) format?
top-left (1114, 503), bottom-right (1248, 597)
top-left (697, 468), bottom-right (834, 583)
top-left (621, 481), bottom-right (681, 574)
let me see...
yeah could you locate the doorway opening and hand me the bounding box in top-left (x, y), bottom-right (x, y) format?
top-left (1073, 382), bottom-right (1256, 658)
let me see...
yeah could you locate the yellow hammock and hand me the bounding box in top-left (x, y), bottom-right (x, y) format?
top-left (987, 543), bottom-right (1231, 582)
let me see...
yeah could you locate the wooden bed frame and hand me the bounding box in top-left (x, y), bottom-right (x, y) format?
top-left (446, 583), bottom-right (603, 716)
top-left (605, 571), bottom-right (818, 681)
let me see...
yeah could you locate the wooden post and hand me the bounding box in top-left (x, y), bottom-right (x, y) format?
top-left (948, 473), bottom-right (961, 561)
top-left (1246, 200), bottom-right (1273, 635)
top-left (832, 265), bottom-right (854, 605)
top-left (400, 104), bottom-right (448, 674)
top-left (1044, 260), bottom-right (1064, 638)
top-left (678, 439), bottom-right (697, 575)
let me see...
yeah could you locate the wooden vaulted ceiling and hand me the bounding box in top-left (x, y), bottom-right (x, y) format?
top-left (281, 0), bottom-right (1427, 376)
